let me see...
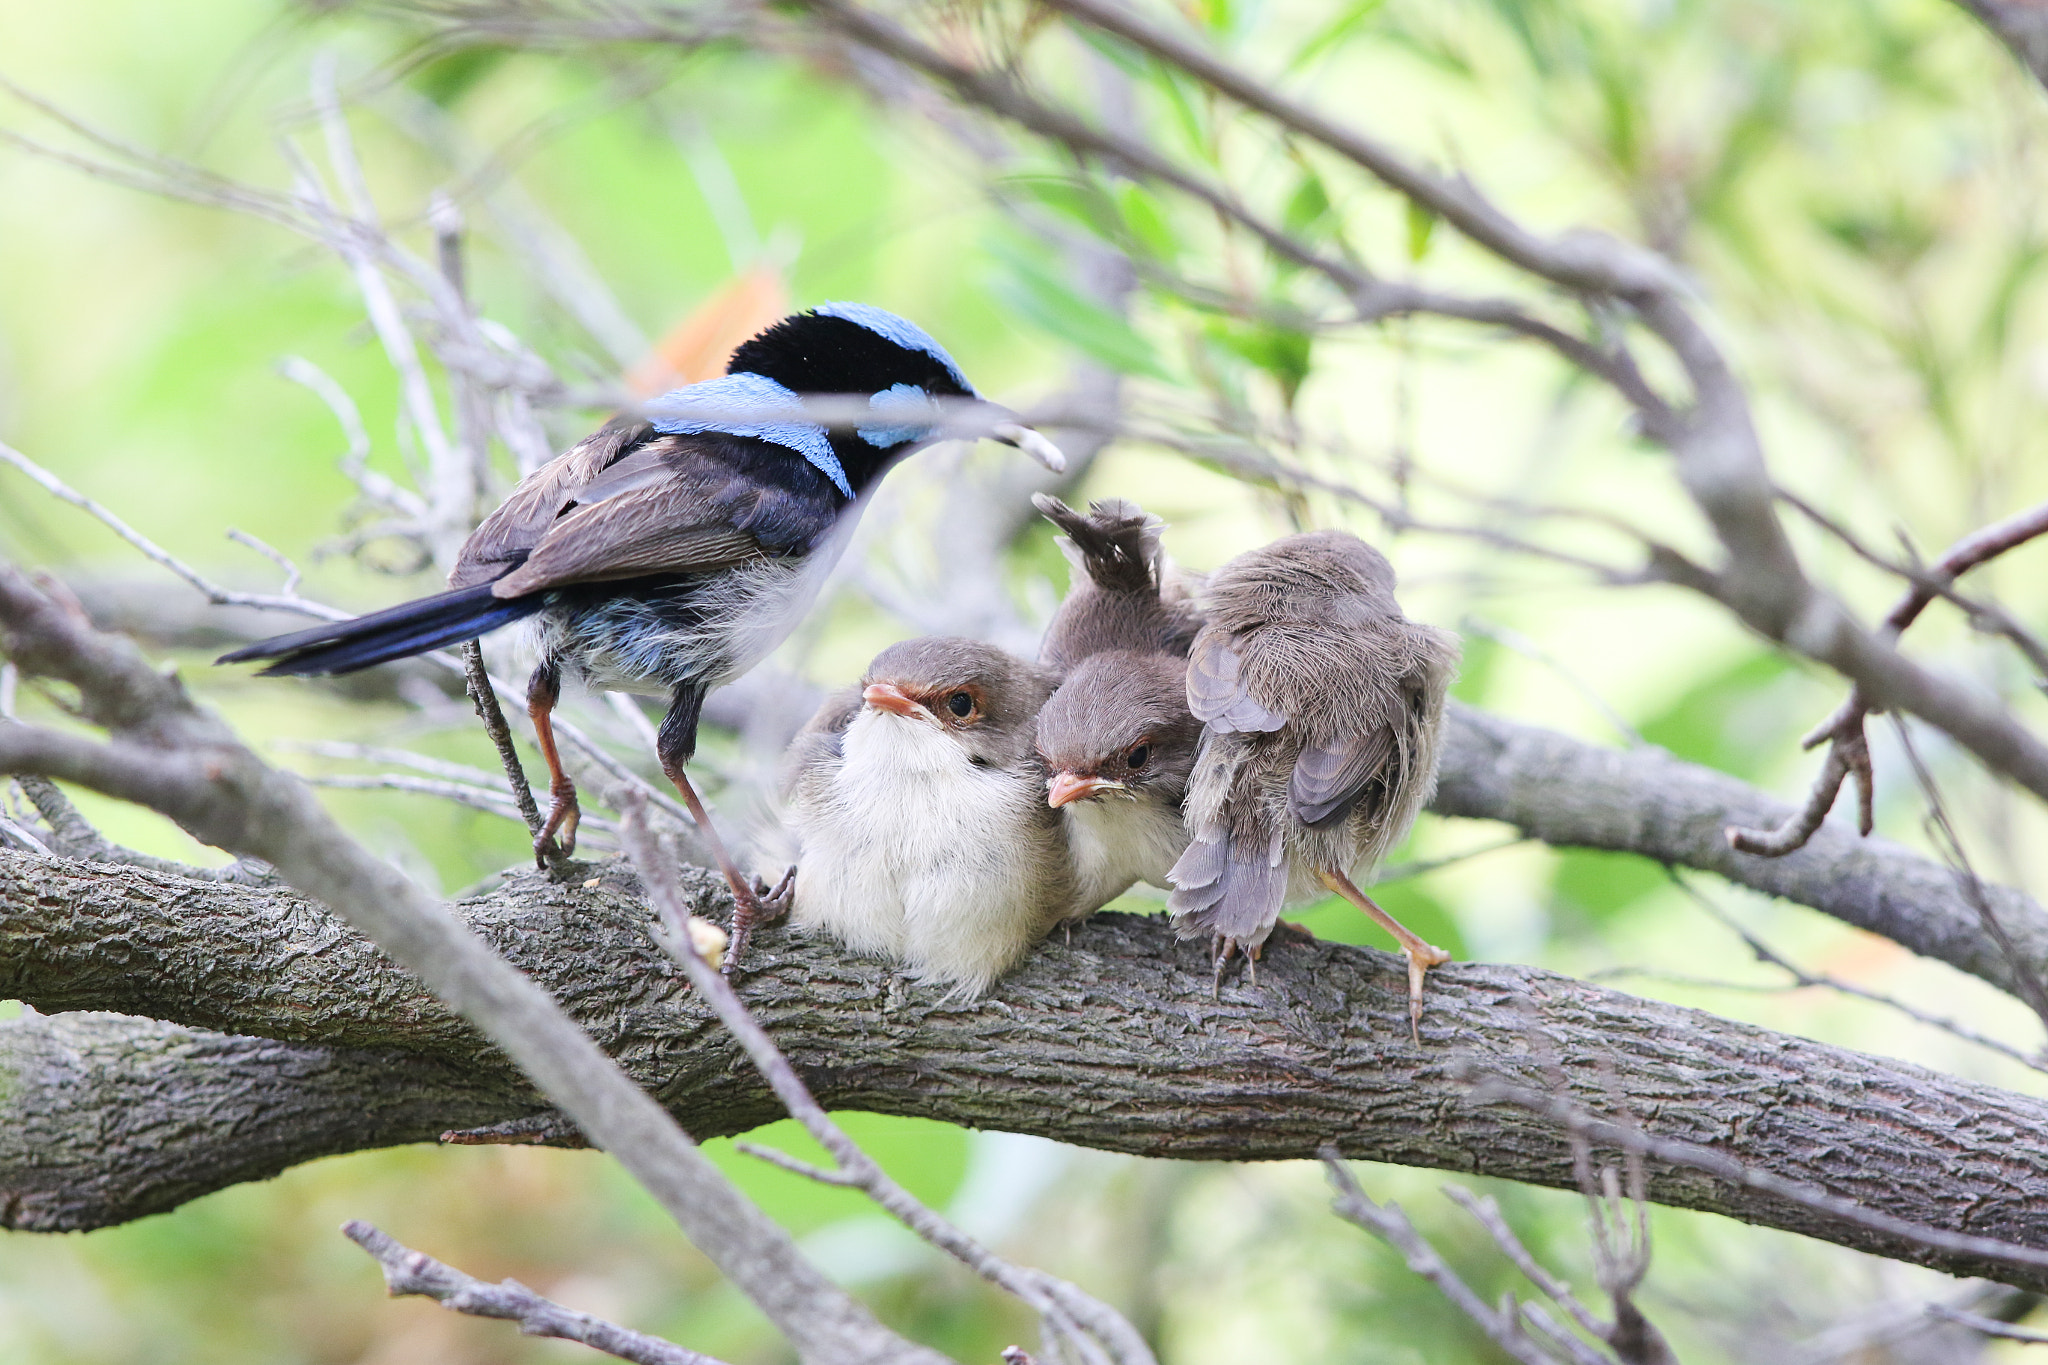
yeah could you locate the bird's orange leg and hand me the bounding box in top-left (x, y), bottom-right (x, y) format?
top-left (1318, 867), bottom-right (1450, 1042)
top-left (527, 663), bottom-right (579, 866)
top-left (662, 763), bottom-right (792, 974)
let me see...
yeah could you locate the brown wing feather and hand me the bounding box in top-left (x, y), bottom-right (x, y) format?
top-left (1289, 726), bottom-right (1395, 828)
top-left (491, 487), bottom-right (764, 597)
top-left (449, 418), bottom-right (654, 590)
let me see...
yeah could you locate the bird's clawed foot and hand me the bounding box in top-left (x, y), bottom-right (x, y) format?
top-left (533, 780), bottom-right (581, 868)
top-left (1398, 939), bottom-right (1452, 1045)
top-left (722, 865), bottom-right (795, 977)
top-left (1207, 935), bottom-right (1262, 998)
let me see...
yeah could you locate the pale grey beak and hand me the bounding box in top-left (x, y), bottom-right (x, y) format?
top-left (991, 420), bottom-right (1067, 473)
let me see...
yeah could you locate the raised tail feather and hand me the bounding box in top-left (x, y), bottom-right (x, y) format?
top-left (216, 583), bottom-right (544, 677)
top-left (1033, 493), bottom-right (1163, 595)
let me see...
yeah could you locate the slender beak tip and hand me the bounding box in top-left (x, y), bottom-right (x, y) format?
top-left (862, 682), bottom-right (922, 718)
top-left (1047, 772), bottom-right (1115, 808)
top-left (992, 421), bottom-right (1067, 473)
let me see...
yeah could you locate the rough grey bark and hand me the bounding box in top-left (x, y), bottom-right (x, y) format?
top-left (0, 1010), bottom-right (528, 1228)
top-left (8, 849), bottom-right (2048, 1292)
top-left (1437, 702), bottom-right (2048, 998)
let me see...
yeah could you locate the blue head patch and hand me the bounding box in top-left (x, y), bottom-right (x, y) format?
top-left (815, 301), bottom-right (976, 396)
top-left (647, 373), bottom-right (852, 498)
top-left (858, 382), bottom-right (939, 449)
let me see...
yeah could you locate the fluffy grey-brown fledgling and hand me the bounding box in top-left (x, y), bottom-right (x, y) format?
top-left (1166, 531), bottom-right (1459, 1032)
top-left (1033, 494), bottom-right (1204, 671)
top-left (1036, 649), bottom-right (1204, 911)
top-left (782, 637), bottom-right (1073, 995)
top-left (1033, 496), bottom-right (1205, 911)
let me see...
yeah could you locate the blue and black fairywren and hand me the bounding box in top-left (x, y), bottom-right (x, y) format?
top-left (221, 304), bottom-right (1065, 964)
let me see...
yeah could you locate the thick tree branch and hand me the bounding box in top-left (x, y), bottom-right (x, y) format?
top-left (0, 563), bottom-right (945, 1365)
top-left (1435, 703), bottom-right (2048, 1002)
top-left (9, 852), bottom-right (2048, 1291)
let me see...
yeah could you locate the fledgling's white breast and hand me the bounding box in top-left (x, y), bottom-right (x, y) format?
top-left (788, 708), bottom-right (1070, 994)
top-left (1061, 793), bottom-right (1190, 913)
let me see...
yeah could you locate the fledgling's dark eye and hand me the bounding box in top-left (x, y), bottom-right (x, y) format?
top-left (947, 691), bottom-right (975, 718)
top-left (1124, 743), bottom-right (1150, 771)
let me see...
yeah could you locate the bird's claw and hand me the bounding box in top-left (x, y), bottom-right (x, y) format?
top-left (754, 865), bottom-right (796, 922)
top-left (532, 787), bottom-right (581, 868)
top-left (722, 866), bottom-right (795, 978)
top-left (1401, 941), bottom-right (1451, 1044)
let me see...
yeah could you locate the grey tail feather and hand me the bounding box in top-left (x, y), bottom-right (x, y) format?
top-left (1167, 824), bottom-right (1286, 950)
top-left (1032, 492), bottom-right (1162, 594)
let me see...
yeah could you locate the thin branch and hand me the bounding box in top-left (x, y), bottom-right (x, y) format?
top-left (0, 440), bottom-right (346, 623)
top-left (1890, 715), bottom-right (2048, 1035)
top-left (1468, 1080), bottom-right (2048, 1276)
top-left (1925, 1303), bottom-right (2048, 1344)
top-left (466, 642), bottom-right (544, 838)
top-left (1730, 494), bottom-right (2048, 857)
top-left (344, 1220), bottom-right (727, 1365)
top-left (1321, 1151), bottom-right (1558, 1365)
top-left (1443, 1185), bottom-right (1613, 1345)
top-left (1669, 870), bottom-right (2048, 1074)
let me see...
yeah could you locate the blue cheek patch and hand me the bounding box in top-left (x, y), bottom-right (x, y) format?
top-left (648, 373), bottom-right (852, 498)
top-left (858, 383), bottom-right (938, 449)
top-left (815, 301), bottom-right (976, 396)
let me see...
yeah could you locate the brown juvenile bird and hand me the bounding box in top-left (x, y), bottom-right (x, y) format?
top-left (1032, 494), bottom-right (1203, 670)
top-left (1166, 530), bottom-right (1459, 1033)
top-left (1032, 496), bottom-right (1205, 910)
top-left (782, 636), bottom-right (1073, 995)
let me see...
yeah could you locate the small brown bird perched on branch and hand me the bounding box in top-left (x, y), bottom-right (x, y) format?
top-left (1032, 495), bottom-right (1204, 912)
top-left (1167, 530), bottom-right (1459, 1035)
top-left (782, 636), bottom-right (1073, 995)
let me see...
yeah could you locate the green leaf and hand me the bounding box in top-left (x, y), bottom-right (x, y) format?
top-left (1003, 174), bottom-right (1122, 241)
top-left (1287, 0), bottom-right (1387, 73)
top-left (1405, 198), bottom-right (1438, 262)
top-left (1207, 320), bottom-right (1314, 405)
top-left (1283, 170), bottom-right (1335, 241)
top-left (986, 236), bottom-right (1171, 380)
top-left (1116, 182), bottom-right (1180, 261)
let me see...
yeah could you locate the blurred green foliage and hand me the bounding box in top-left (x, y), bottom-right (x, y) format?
top-left (5, 0), bottom-right (2048, 1359)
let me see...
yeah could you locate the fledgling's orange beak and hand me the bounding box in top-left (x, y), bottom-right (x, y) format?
top-left (1047, 771), bottom-right (1122, 808)
top-left (862, 682), bottom-right (923, 719)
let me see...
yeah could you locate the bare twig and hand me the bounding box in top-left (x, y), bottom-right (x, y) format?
top-left (1321, 1151), bottom-right (1557, 1365)
top-left (466, 642), bottom-right (544, 838)
top-left (344, 1220), bottom-right (726, 1365)
top-left (0, 440), bottom-right (347, 623)
top-left (1669, 870), bottom-right (2048, 1074)
top-left (1730, 494), bottom-right (2048, 857)
top-left (1469, 1079), bottom-right (2048, 1275)
top-left (1889, 716), bottom-right (2048, 1034)
top-left (1925, 1303), bottom-right (2048, 1344)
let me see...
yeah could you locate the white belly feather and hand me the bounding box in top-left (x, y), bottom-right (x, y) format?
top-left (789, 708), bottom-right (1070, 995)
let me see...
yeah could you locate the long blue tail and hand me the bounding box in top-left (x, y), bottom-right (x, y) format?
top-left (217, 583), bottom-right (544, 677)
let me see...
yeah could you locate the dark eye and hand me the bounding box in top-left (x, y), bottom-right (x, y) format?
top-left (947, 691), bottom-right (974, 718)
top-left (1125, 743), bottom-right (1150, 771)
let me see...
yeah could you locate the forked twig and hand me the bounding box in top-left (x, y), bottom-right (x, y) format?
top-left (1730, 495), bottom-right (2048, 858)
top-left (344, 1220), bottom-right (726, 1365)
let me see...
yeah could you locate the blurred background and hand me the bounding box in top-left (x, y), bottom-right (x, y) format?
top-left (4, 0), bottom-right (2048, 1359)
